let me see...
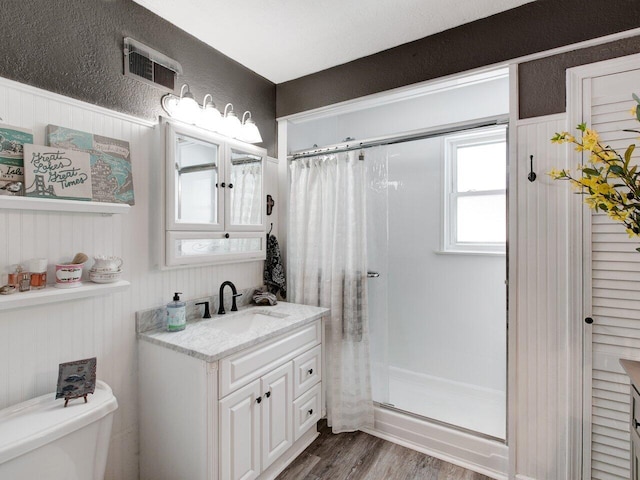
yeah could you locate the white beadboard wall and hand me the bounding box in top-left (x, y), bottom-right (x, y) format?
top-left (514, 114), bottom-right (582, 480)
top-left (0, 77), bottom-right (271, 480)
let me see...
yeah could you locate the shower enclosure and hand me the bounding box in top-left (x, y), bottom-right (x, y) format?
top-left (366, 128), bottom-right (507, 440)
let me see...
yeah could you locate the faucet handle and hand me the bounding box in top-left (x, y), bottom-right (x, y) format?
top-left (195, 301), bottom-right (211, 319)
top-left (232, 293), bottom-right (243, 298)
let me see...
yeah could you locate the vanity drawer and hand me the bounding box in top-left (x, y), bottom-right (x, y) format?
top-left (219, 320), bottom-right (321, 398)
top-left (293, 383), bottom-right (322, 441)
top-left (293, 344), bottom-right (322, 398)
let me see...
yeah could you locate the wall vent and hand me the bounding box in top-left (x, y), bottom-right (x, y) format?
top-left (123, 37), bottom-right (182, 92)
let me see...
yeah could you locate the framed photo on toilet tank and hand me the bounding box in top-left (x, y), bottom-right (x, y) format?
top-left (56, 357), bottom-right (97, 406)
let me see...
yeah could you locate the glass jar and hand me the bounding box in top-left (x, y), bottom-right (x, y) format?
top-left (28, 258), bottom-right (47, 289)
top-left (7, 265), bottom-right (22, 288)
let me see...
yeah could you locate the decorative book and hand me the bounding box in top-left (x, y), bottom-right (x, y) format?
top-left (0, 123), bottom-right (34, 194)
top-left (23, 144), bottom-right (93, 201)
top-left (47, 125), bottom-right (135, 205)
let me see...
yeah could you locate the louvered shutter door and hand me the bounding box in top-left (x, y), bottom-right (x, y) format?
top-left (586, 68), bottom-right (640, 480)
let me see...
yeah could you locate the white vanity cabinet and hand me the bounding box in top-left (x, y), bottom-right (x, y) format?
top-left (139, 318), bottom-right (323, 480)
top-left (162, 118), bottom-right (267, 267)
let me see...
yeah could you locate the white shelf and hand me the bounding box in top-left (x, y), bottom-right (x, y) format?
top-left (0, 280), bottom-right (130, 311)
top-left (0, 196), bottom-right (130, 215)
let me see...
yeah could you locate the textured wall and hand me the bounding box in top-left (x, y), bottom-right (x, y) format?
top-left (519, 35), bottom-right (640, 118)
top-left (0, 0), bottom-right (276, 155)
top-left (276, 0), bottom-right (640, 118)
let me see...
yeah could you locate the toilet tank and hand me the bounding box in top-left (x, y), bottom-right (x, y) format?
top-left (0, 380), bottom-right (118, 480)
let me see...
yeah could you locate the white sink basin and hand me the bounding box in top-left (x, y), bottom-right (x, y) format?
top-left (207, 309), bottom-right (289, 334)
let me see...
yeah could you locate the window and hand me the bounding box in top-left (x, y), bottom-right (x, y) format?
top-left (443, 126), bottom-right (507, 254)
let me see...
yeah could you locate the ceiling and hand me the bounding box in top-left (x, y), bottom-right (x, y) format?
top-left (132, 0), bottom-right (535, 84)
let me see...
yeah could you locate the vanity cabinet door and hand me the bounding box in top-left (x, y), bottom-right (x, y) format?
top-left (224, 140), bottom-right (265, 232)
top-left (219, 380), bottom-right (261, 480)
top-left (261, 362), bottom-right (293, 471)
top-left (166, 122), bottom-right (225, 232)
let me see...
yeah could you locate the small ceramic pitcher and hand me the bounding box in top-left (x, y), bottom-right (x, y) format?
top-left (92, 255), bottom-right (123, 272)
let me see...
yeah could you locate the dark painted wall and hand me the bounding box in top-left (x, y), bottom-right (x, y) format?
top-left (276, 0), bottom-right (640, 118)
top-left (519, 36), bottom-right (640, 118)
top-left (0, 0), bottom-right (276, 155)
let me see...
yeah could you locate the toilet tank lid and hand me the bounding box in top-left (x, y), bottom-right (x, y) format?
top-left (0, 380), bottom-right (118, 465)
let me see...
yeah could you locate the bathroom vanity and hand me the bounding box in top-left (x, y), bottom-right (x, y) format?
top-left (137, 302), bottom-right (328, 480)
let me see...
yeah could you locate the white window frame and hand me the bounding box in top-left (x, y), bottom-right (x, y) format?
top-left (442, 126), bottom-right (507, 255)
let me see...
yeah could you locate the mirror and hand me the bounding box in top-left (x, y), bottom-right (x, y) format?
top-left (228, 148), bottom-right (263, 227)
top-left (173, 133), bottom-right (220, 226)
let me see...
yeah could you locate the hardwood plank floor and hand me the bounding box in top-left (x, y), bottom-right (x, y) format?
top-left (277, 421), bottom-right (494, 480)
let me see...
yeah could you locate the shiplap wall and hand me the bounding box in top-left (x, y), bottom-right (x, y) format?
top-left (0, 77), bottom-right (270, 480)
top-left (514, 114), bottom-right (583, 480)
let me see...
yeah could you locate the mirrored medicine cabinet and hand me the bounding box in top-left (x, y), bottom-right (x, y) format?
top-left (162, 118), bottom-right (266, 266)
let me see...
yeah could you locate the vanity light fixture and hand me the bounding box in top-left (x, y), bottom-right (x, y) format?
top-left (161, 83), bottom-right (200, 123)
top-left (198, 94), bottom-right (222, 130)
top-left (161, 86), bottom-right (262, 144)
top-left (240, 111), bottom-right (263, 144)
top-left (220, 103), bottom-right (242, 139)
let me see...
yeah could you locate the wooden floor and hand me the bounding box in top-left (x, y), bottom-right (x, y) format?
top-left (276, 421), bottom-right (493, 480)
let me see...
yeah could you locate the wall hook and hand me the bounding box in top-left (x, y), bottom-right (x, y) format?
top-left (528, 154), bottom-right (537, 182)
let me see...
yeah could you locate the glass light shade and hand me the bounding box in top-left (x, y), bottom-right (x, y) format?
top-left (174, 94), bottom-right (200, 123)
top-left (198, 95), bottom-right (222, 131)
top-left (240, 117), bottom-right (263, 144)
top-left (221, 111), bottom-right (242, 138)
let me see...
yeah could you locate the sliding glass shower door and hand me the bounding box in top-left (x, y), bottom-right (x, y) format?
top-left (366, 129), bottom-right (507, 440)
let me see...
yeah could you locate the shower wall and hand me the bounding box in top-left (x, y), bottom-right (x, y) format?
top-left (383, 138), bottom-right (505, 391)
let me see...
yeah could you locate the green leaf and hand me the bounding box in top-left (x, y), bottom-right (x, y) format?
top-left (582, 167), bottom-right (600, 176)
top-left (634, 93), bottom-right (640, 103)
top-left (577, 123), bottom-right (587, 132)
top-left (609, 165), bottom-right (625, 176)
top-left (636, 247), bottom-right (640, 253)
top-left (625, 144), bottom-right (636, 168)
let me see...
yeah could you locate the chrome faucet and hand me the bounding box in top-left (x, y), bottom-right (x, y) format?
top-left (218, 281), bottom-right (242, 315)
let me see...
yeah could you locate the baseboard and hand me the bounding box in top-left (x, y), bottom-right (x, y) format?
top-left (258, 428), bottom-right (319, 480)
top-left (364, 406), bottom-right (508, 480)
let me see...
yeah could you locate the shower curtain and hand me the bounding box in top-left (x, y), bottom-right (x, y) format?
top-left (288, 151), bottom-right (374, 433)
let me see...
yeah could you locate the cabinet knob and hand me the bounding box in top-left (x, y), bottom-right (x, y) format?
top-left (228, 183), bottom-right (233, 188)
top-left (635, 418), bottom-right (640, 429)
top-left (585, 317), bottom-right (594, 324)
top-left (225, 233), bottom-right (230, 239)
top-left (265, 391), bottom-right (271, 398)
top-left (220, 182), bottom-right (226, 188)
top-left (256, 396), bottom-right (262, 404)
top-left (308, 368), bottom-right (313, 375)
top-left (308, 409), bottom-right (313, 415)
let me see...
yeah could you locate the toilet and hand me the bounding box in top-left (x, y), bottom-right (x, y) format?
top-left (0, 380), bottom-right (118, 480)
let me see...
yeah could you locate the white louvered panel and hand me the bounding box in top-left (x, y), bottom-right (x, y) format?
top-left (515, 115), bottom-right (578, 480)
top-left (587, 67), bottom-right (640, 480)
top-left (0, 76), bottom-right (265, 480)
top-left (593, 423), bottom-right (630, 445)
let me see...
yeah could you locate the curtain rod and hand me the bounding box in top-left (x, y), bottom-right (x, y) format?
top-left (287, 116), bottom-right (509, 160)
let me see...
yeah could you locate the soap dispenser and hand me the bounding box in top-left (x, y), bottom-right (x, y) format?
top-left (166, 292), bottom-right (186, 332)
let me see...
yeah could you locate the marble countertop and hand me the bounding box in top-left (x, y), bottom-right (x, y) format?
top-left (137, 301), bottom-right (329, 362)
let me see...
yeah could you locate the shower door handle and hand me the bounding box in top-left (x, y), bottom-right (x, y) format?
top-left (367, 271), bottom-right (380, 278)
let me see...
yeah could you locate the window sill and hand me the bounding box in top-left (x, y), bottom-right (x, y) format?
top-left (435, 249), bottom-right (506, 257)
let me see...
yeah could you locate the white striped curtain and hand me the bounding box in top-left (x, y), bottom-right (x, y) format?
top-left (288, 151), bottom-right (374, 433)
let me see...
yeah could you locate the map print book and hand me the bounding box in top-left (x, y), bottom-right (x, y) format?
top-left (46, 125), bottom-right (135, 205)
top-left (23, 144), bottom-right (93, 201)
top-left (0, 124), bottom-right (34, 193)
